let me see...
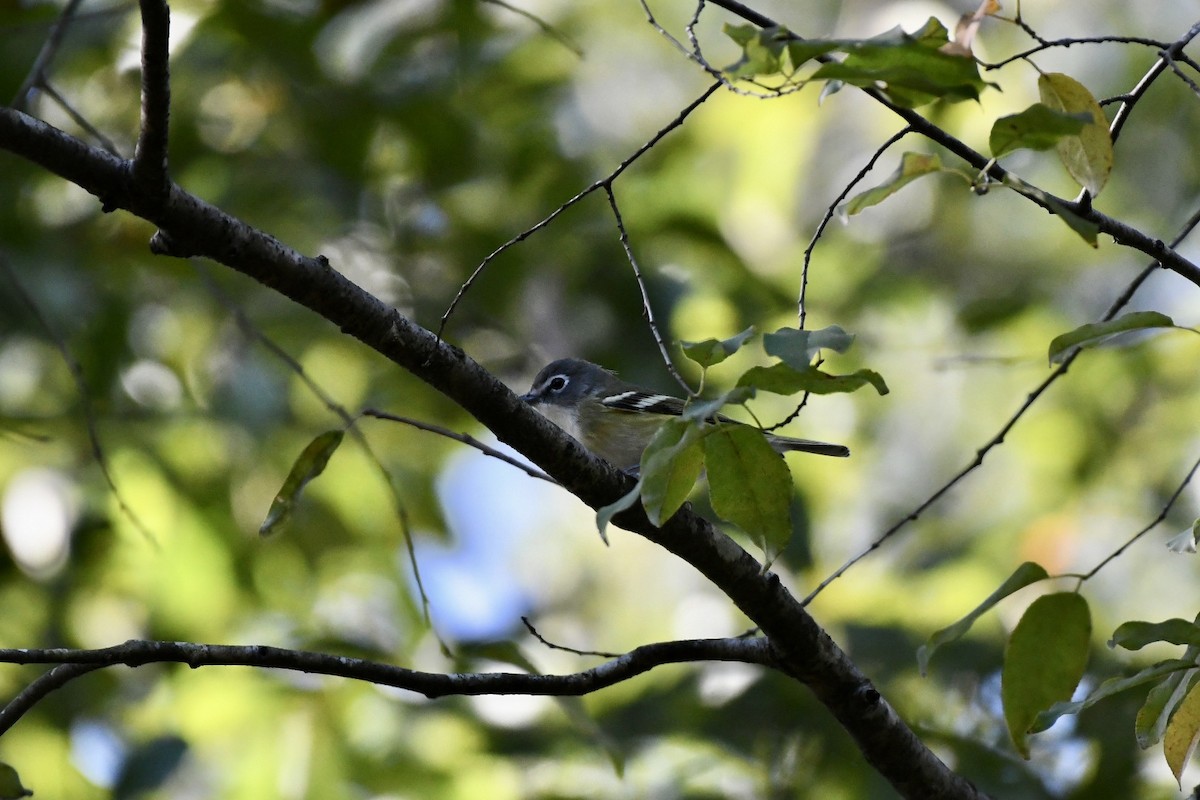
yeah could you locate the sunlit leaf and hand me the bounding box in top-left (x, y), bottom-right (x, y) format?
top-left (723, 24), bottom-right (791, 79)
top-left (705, 425), bottom-right (793, 559)
top-left (989, 103), bottom-right (1090, 158)
top-left (640, 418), bottom-right (707, 525)
top-left (1002, 592), bottom-right (1091, 758)
top-left (762, 325), bottom-right (855, 369)
top-left (1111, 619), bottom-right (1200, 651)
top-left (681, 327), bottom-right (755, 368)
top-left (1165, 681), bottom-right (1200, 786)
top-left (259, 429), bottom-right (345, 537)
top-left (918, 561), bottom-right (1049, 675)
top-left (738, 363), bottom-right (889, 396)
top-left (1038, 72), bottom-right (1113, 196)
top-left (843, 152), bottom-right (944, 215)
top-left (1048, 311), bottom-right (1175, 364)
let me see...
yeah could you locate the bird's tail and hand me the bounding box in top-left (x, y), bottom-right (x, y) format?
top-left (769, 435), bottom-right (850, 458)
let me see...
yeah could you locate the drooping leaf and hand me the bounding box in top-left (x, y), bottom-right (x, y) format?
top-left (739, 362), bottom-right (889, 396)
top-left (918, 561), bottom-right (1049, 675)
top-left (843, 152), bottom-right (945, 215)
top-left (1111, 619), bottom-right (1200, 651)
top-left (640, 418), bottom-right (707, 525)
top-left (1035, 659), bottom-right (1196, 732)
top-left (705, 425), bottom-right (793, 559)
top-left (260, 429), bottom-right (345, 536)
top-left (1048, 311), bottom-right (1175, 364)
top-left (1165, 681), bottom-right (1200, 786)
top-left (1037, 72), bottom-right (1114, 196)
top-left (1167, 522), bottom-right (1200, 554)
top-left (1002, 592), bottom-right (1091, 758)
top-left (1138, 664), bottom-right (1200, 749)
top-left (681, 327), bottom-right (755, 368)
top-left (1003, 174), bottom-right (1100, 246)
top-left (762, 325), bottom-right (855, 369)
top-left (810, 19), bottom-right (991, 107)
top-left (596, 479), bottom-right (642, 546)
top-left (989, 103), bottom-right (1090, 158)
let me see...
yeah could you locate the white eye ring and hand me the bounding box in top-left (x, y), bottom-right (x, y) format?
top-left (548, 375), bottom-right (569, 392)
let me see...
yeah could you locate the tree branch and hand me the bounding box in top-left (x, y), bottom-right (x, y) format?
top-left (0, 637), bottom-right (774, 736)
top-left (0, 104), bottom-right (987, 798)
top-left (132, 0), bottom-right (171, 197)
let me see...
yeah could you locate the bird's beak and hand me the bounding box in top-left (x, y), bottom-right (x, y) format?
top-left (519, 391), bottom-right (538, 405)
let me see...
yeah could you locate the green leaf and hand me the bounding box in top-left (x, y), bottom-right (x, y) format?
top-left (705, 425), bottom-right (793, 559)
top-left (596, 479), bottom-right (642, 546)
top-left (762, 325), bottom-right (855, 369)
top-left (679, 386), bottom-right (756, 423)
top-left (259, 429), bottom-right (345, 537)
top-left (722, 24), bottom-right (791, 79)
top-left (843, 152), bottom-right (945, 215)
top-left (680, 327), bottom-right (756, 368)
top-left (810, 19), bottom-right (990, 108)
top-left (738, 363), bottom-right (889, 396)
top-left (918, 561), bottom-right (1049, 675)
top-left (1048, 310), bottom-right (1176, 364)
top-left (1035, 659), bottom-right (1196, 732)
top-left (640, 418), bottom-right (707, 525)
top-left (1003, 174), bottom-right (1100, 246)
top-left (1165, 681), bottom-right (1200, 786)
top-left (1002, 592), bottom-right (1091, 758)
top-left (0, 764), bottom-right (32, 800)
top-left (1138, 664), bottom-right (1200, 749)
top-left (989, 103), bottom-right (1090, 158)
top-left (785, 39), bottom-right (841, 70)
top-left (1037, 72), bottom-right (1113, 197)
top-left (1111, 619), bottom-right (1200, 651)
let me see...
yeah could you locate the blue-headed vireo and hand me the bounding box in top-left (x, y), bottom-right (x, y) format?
top-left (521, 358), bottom-right (849, 470)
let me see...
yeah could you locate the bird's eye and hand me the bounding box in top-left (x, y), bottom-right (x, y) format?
top-left (548, 375), bottom-right (568, 392)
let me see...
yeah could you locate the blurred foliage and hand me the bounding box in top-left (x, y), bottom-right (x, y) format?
top-left (2, 0), bottom-right (1200, 797)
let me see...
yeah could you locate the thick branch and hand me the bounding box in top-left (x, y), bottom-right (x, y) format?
top-left (132, 0), bottom-right (171, 196)
top-left (0, 638), bottom-right (773, 736)
top-left (0, 105), bottom-right (985, 799)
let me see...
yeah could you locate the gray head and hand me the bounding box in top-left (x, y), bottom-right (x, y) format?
top-left (521, 358), bottom-right (614, 408)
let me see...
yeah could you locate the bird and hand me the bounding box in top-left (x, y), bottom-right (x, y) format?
top-left (520, 358), bottom-right (849, 470)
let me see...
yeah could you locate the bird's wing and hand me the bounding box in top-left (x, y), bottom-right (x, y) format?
top-left (600, 390), bottom-right (687, 416)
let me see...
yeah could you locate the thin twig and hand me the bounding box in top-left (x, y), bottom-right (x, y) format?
top-left (603, 185), bottom-right (693, 395)
top-left (1081, 452), bottom-right (1200, 580)
top-left (799, 126), bottom-right (913, 329)
top-left (980, 36), bottom-right (1170, 71)
top-left (521, 616), bottom-right (621, 658)
top-left (481, 0), bottom-right (584, 57)
top-left (10, 0), bottom-right (87, 109)
top-left (438, 81), bottom-right (723, 337)
top-left (38, 81), bottom-right (121, 156)
top-left (0, 663), bottom-right (103, 738)
top-left (0, 256), bottom-right (157, 543)
top-left (362, 409), bottom-right (556, 483)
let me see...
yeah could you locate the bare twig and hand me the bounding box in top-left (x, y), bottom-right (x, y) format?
top-left (0, 663), bottom-right (103, 738)
top-left (10, 0), bottom-right (87, 110)
top-left (521, 616), bottom-right (621, 658)
top-left (438, 81), bottom-right (723, 337)
top-left (481, 0), bottom-right (583, 57)
top-left (0, 256), bottom-right (157, 543)
top-left (799, 126), bottom-right (914, 329)
top-left (362, 408), bottom-right (555, 483)
top-left (1081, 452), bottom-right (1200, 580)
top-left (603, 185), bottom-right (693, 394)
